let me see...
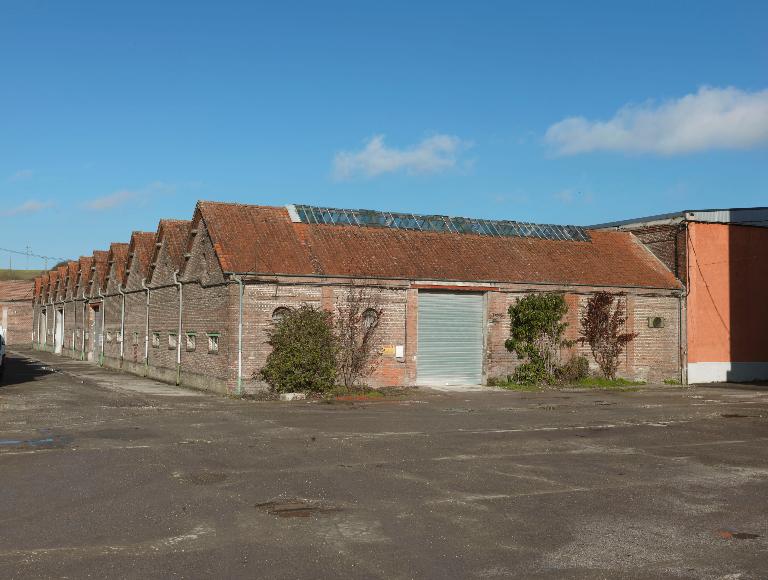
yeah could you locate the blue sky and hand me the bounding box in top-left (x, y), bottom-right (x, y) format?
top-left (1, 0), bottom-right (767, 269)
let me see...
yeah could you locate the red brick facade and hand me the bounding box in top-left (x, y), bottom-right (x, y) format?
top-left (31, 201), bottom-right (684, 393)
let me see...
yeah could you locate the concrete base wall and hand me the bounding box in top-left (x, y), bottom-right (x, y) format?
top-left (688, 362), bottom-right (768, 383)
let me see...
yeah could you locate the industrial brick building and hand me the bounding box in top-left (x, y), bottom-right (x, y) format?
top-left (0, 280), bottom-right (34, 345)
top-left (32, 201), bottom-right (684, 394)
top-left (595, 207), bottom-right (768, 383)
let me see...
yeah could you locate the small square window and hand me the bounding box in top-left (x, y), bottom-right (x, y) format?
top-left (207, 333), bottom-right (219, 354)
top-left (169, 333), bottom-right (178, 349)
top-left (106, 330), bottom-right (113, 343)
top-left (186, 332), bottom-right (196, 352)
top-left (116, 331), bottom-right (123, 343)
top-left (152, 332), bottom-right (160, 348)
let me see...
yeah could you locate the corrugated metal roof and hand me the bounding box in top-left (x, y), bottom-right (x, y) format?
top-left (592, 207), bottom-right (768, 229)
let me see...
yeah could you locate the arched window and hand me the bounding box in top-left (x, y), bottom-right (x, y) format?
top-left (272, 307), bottom-right (291, 323)
top-left (362, 308), bottom-right (379, 330)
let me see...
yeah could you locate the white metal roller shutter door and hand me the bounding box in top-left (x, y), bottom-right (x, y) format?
top-left (417, 292), bottom-right (484, 385)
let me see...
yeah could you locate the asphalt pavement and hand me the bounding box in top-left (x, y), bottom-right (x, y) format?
top-left (1, 347), bottom-right (767, 579)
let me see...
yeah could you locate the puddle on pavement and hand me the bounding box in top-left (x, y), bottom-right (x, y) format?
top-left (0, 432), bottom-right (72, 452)
top-left (718, 530), bottom-right (761, 540)
top-left (255, 499), bottom-right (339, 518)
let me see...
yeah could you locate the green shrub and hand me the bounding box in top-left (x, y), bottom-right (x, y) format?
top-left (259, 305), bottom-right (338, 394)
top-left (505, 293), bottom-right (570, 385)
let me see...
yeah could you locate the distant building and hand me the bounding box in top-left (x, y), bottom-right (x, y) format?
top-left (594, 208), bottom-right (768, 383)
top-left (0, 280), bottom-right (34, 345)
top-left (32, 201), bottom-right (683, 394)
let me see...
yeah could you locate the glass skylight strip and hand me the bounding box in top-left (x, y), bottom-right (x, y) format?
top-left (292, 205), bottom-right (590, 242)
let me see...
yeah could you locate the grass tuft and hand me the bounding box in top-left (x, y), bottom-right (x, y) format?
top-left (576, 377), bottom-right (645, 389)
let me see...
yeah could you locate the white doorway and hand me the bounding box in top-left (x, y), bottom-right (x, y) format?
top-left (54, 309), bottom-right (64, 354)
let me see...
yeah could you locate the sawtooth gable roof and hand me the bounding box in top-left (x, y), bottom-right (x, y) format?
top-left (76, 256), bottom-right (93, 298)
top-left (148, 219), bottom-right (191, 283)
top-left (197, 201), bottom-right (681, 290)
top-left (126, 231), bottom-right (156, 284)
top-left (40, 273), bottom-right (50, 301)
top-left (90, 251), bottom-right (109, 296)
top-left (66, 260), bottom-right (79, 298)
top-left (105, 243), bottom-right (130, 291)
top-left (55, 266), bottom-right (68, 299)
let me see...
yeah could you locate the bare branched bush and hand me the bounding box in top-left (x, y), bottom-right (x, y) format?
top-left (335, 287), bottom-right (384, 388)
top-left (578, 292), bottom-right (638, 379)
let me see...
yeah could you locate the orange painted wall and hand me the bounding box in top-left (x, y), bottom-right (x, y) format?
top-left (687, 222), bottom-right (768, 363)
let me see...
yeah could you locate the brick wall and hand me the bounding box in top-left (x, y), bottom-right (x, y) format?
top-left (241, 282), bottom-right (323, 392)
top-left (146, 285), bottom-right (179, 383)
top-left (177, 281), bottom-right (232, 392)
top-left (1, 300), bottom-right (32, 346)
top-left (485, 289), bottom-right (681, 384)
top-left (102, 292), bottom-right (122, 364)
top-left (123, 290), bottom-right (147, 372)
top-left (622, 225), bottom-right (687, 285)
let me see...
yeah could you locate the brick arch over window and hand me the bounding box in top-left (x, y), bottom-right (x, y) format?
top-left (272, 307), bottom-right (291, 323)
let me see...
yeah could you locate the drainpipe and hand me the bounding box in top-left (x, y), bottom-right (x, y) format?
top-left (60, 299), bottom-right (65, 355)
top-left (173, 271), bottom-right (183, 385)
top-left (48, 296), bottom-right (53, 351)
top-left (141, 278), bottom-right (150, 374)
top-left (233, 274), bottom-right (244, 396)
top-left (98, 289), bottom-right (105, 366)
top-left (72, 298), bottom-right (76, 356)
top-left (81, 293), bottom-right (87, 361)
top-left (118, 283), bottom-right (126, 364)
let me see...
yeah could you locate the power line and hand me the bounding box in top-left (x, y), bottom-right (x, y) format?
top-left (0, 246), bottom-right (69, 270)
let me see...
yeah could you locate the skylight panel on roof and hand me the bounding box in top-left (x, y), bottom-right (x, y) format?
top-left (289, 205), bottom-right (591, 242)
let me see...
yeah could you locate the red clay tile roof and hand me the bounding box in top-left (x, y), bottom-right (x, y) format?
top-left (76, 256), bottom-right (93, 296)
top-left (90, 251), bottom-right (109, 295)
top-left (0, 280), bottom-right (34, 301)
top-left (148, 219), bottom-right (191, 280)
top-left (55, 266), bottom-right (68, 299)
top-left (66, 260), bottom-right (79, 295)
top-left (40, 273), bottom-right (50, 300)
top-left (106, 243), bottom-right (130, 288)
top-left (128, 231), bottom-right (156, 281)
top-left (198, 201), bottom-right (681, 290)
top-left (47, 270), bottom-right (59, 300)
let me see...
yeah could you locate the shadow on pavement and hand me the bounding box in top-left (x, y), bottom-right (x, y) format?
top-left (0, 352), bottom-right (57, 388)
top-left (695, 381), bottom-right (768, 393)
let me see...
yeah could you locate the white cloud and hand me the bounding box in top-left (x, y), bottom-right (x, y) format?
top-left (84, 182), bottom-right (178, 211)
top-left (8, 169), bottom-right (33, 182)
top-left (553, 189), bottom-right (594, 205)
top-left (333, 134), bottom-right (470, 179)
top-left (0, 199), bottom-right (54, 216)
top-left (85, 190), bottom-right (139, 211)
top-left (545, 86), bottom-right (768, 156)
